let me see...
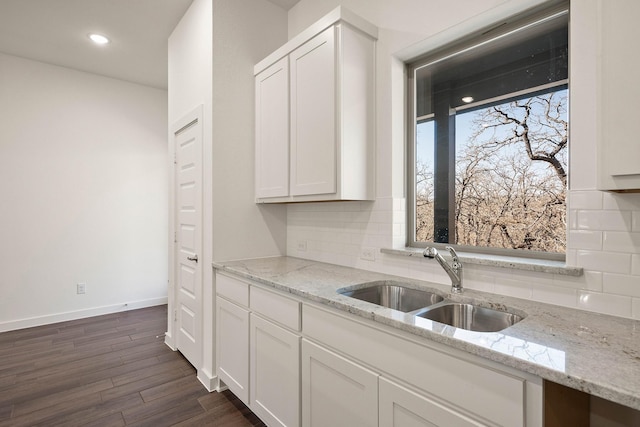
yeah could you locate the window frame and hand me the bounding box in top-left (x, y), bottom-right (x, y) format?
top-left (406, 6), bottom-right (569, 261)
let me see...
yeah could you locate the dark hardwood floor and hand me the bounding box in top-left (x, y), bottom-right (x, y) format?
top-left (0, 305), bottom-right (266, 426)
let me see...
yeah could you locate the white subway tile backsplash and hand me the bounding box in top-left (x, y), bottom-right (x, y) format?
top-left (531, 284), bottom-right (577, 307)
top-left (553, 270), bottom-right (603, 291)
top-left (633, 254), bottom-right (640, 276)
top-left (567, 230), bottom-right (602, 250)
top-left (576, 210), bottom-right (632, 231)
top-left (494, 279), bottom-right (532, 299)
top-left (632, 212), bottom-right (640, 232)
top-left (286, 190), bottom-right (640, 320)
top-left (602, 273), bottom-right (640, 298)
top-left (567, 208), bottom-right (578, 230)
top-left (602, 192), bottom-right (640, 211)
top-left (569, 190), bottom-right (603, 210)
top-left (576, 250), bottom-right (631, 274)
top-left (603, 231), bottom-right (640, 253)
top-left (565, 248), bottom-right (577, 266)
top-left (578, 290), bottom-right (632, 317)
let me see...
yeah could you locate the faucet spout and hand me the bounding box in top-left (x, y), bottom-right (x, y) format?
top-left (423, 246), bottom-right (463, 293)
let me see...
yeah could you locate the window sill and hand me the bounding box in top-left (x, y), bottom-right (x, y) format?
top-left (380, 247), bottom-right (583, 277)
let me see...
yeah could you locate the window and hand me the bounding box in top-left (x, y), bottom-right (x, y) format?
top-left (407, 8), bottom-right (568, 258)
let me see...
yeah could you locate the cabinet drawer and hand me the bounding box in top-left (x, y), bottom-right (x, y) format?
top-left (250, 286), bottom-right (301, 331)
top-left (303, 304), bottom-right (526, 427)
top-left (216, 273), bottom-right (249, 307)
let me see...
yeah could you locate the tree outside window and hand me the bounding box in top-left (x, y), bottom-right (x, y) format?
top-left (409, 9), bottom-right (568, 257)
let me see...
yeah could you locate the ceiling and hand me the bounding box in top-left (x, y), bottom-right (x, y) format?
top-left (0, 0), bottom-right (299, 90)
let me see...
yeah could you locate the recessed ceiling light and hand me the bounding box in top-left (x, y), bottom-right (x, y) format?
top-left (461, 96), bottom-right (474, 103)
top-left (88, 33), bottom-right (110, 45)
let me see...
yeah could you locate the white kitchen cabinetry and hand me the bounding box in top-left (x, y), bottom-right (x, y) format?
top-left (255, 57), bottom-right (289, 199)
top-left (215, 269), bottom-right (543, 427)
top-left (250, 314), bottom-right (300, 427)
top-left (303, 304), bottom-right (542, 427)
top-left (216, 295), bottom-right (249, 404)
top-left (301, 339), bottom-right (378, 427)
top-left (254, 7), bottom-right (377, 203)
top-left (596, 0), bottom-right (640, 191)
top-left (289, 27), bottom-right (336, 197)
top-left (216, 272), bottom-right (301, 427)
top-left (379, 377), bottom-right (485, 427)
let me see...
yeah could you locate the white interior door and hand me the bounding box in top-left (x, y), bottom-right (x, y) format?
top-left (173, 107), bottom-right (203, 369)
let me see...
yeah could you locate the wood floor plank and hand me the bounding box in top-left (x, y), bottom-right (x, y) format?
top-left (122, 382), bottom-right (208, 424)
top-left (126, 399), bottom-right (205, 427)
top-left (0, 405), bottom-right (12, 422)
top-left (12, 378), bottom-right (114, 417)
top-left (43, 392), bottom-right (143, 427)
top-left (0, 391), bottom-right (104, 427)
top-left (100, 370), bottom-right (186, 402)
top-left (110, 358), bottom-right (189, 387)
top-left (0, 305), bottom-right (266, 426)
top-left (81, 411), bottom-right (126, 427)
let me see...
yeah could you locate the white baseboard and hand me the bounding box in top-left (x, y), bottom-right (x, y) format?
top-left (164, 332), bottom-right (177, 351)
top-left (197, 369), bottom-right (219, 392)
top-left (0, 297), bottom-right (168, 333)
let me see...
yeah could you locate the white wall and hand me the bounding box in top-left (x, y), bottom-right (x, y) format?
top-left (285, 0), bottom-right (640, 321)
top-left (0, 52), bottom-right (169, 332)
top-left (168, 0), bottom-right (287, 389)
top-left (212, 0), bottom-right (288, 262)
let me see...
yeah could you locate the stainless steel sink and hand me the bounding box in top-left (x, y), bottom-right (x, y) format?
top-left (414, 303), bottom-right (523, 332)
top-left (339, 281), bottom-right (444, 312)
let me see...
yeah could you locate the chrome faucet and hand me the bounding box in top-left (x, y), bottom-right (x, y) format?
top-left (423, 246), bottom-right (463, 293)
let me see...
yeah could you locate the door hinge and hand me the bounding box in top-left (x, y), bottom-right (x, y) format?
top-left (174, 309), bottom-right (178, 322)
top-left (173, 153), bottom-right (177, 165)
top-left (174, 231), bottom-right (177, 243)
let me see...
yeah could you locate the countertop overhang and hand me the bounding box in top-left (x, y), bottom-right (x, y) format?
top-left (212, 256), bottom-right (640, 411)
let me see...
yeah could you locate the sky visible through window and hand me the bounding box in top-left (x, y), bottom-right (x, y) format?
top-left (417, 89), bottom-right (568, 174)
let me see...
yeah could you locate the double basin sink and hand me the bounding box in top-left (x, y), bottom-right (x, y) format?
top-left (338, 281), bottom-right (523, 333)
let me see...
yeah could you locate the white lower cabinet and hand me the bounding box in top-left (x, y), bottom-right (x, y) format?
top-left (216, 272), bottom-right (302, 427)
top-left (216, 296), bottom-right (249, 405)
top-left (250, 313), bottom-right (300, 427)
top-left (215, 271), bottom-right (542, 427)
top-left (379, 377), bottom-right (486, 427)
top-left (301, 339), bottom-right (378, 427)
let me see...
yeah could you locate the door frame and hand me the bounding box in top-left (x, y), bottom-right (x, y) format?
top-left (166, 105), bottom-right (203, 358)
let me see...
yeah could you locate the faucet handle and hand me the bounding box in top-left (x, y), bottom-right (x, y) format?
top-left (444, 246), bottom-right (458, 260)
top-left (445, 246), bottom-right (462, 269)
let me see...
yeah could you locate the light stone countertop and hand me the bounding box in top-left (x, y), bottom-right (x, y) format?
top-left (212, 256), bottom-right (640, 411)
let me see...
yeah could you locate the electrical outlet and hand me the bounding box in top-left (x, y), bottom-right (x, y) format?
top-left (77, 283), bottom-right (86, 294)
top-left (297, 240), bottom-right (307, 252)
top-left (360, 247), bottom-right (376, 261)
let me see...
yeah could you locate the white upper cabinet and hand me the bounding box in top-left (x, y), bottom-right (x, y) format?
top-left (255, 57), bottom-right (289, 199)
top-left (597, 0), bottom-right (640, 191)
top-left (254, 7), bottom-right (377, 203)
top-left (289, 27), bottom-right (336, 197)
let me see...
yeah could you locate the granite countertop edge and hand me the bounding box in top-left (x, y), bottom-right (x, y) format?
top-left (212, 256), bottom-right (640, 411)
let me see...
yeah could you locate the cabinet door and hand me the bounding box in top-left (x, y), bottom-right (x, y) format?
top-left (250, 314), bottom-right (300, 427)
top-left (216, 297), bottom-right (249, 405)
top-left (255, 56), bottom-right (290, 199)
top-left (289, 27), bottom-right (336, 197)
top-left (597, 0), bottom-right (640, 190)
top-left (301, 339), bottom-right (378, 427)
top-left (379, 377), bottom-right (486, 427)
